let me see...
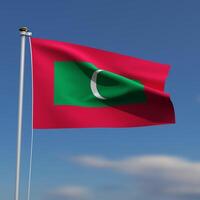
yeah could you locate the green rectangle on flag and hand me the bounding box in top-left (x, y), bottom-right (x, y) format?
top-left (54, 61), bottom-right (146, 107)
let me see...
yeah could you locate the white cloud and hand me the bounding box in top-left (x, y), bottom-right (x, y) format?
top-left (72, 155), bottom-right (200, 198)
top-left (72, 155), bottom-right (112, 168)
top-left (50, 185), bottom-right (91, 199)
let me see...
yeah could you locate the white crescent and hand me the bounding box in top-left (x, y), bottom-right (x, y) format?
top-left (90, 69), bottom-right (106, 100)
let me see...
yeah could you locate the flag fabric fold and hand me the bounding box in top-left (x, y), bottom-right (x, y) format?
top-left (30, 38), bottom-right (175, 129)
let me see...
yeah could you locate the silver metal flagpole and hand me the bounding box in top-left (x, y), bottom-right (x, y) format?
top-left (15, 27), bottom-right (32, 200)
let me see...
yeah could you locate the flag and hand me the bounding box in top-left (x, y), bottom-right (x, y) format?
top-left (30, 38), bottom-right (175, 129)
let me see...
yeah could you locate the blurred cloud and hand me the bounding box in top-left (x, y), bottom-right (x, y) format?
top-left (49, 185), bottom-right (91, 200)
top-left (72, 155), bottom-right (200, 199)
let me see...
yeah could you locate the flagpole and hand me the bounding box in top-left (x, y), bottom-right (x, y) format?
top-left (15, 27), bottom-right (32, 200)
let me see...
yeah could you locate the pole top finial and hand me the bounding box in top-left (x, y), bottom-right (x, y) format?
top-left (19, 26), bottom-right (32, 37)
top-left (19, 26), bottom-right (29, 32)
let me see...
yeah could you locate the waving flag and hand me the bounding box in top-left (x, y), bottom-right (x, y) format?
top-left (30, 38), bottom-right (175, 128)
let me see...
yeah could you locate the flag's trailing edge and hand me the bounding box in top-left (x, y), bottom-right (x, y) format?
top-left (30, 37), bottom-right (175, 129)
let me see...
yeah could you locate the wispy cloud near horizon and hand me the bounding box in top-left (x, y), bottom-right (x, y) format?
top-left (48, 185), bottom-right (91, 200)
top-left (71, 155), bottom-right (200, 200)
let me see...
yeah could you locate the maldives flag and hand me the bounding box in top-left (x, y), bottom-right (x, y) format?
top-left (30, 38), bottom-right (175, 129)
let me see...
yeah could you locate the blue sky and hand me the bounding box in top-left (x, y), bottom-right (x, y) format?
top-left (0, 0), bottom-right (200, 200)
